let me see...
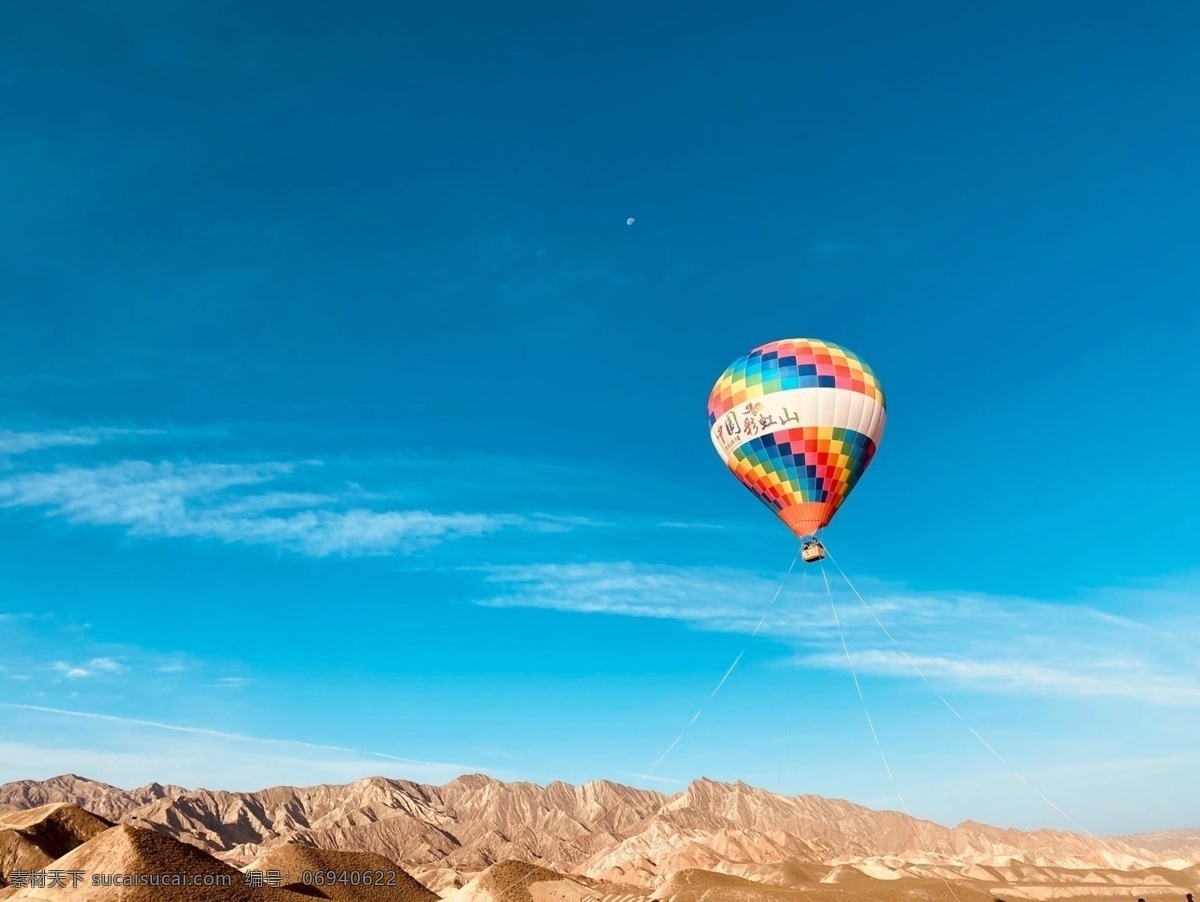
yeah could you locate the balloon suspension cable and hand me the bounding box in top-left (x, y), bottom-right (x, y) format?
top-left (823, 546), bottom-right (1095, 838)
top-left (821, 562), bottom-right (962, 902)
top-left (775, 567), bottom-right (807, 793)
top-left (644, 550), bottom-right (801, 776)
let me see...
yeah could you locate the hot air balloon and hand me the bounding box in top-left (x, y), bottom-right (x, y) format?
top-left (708, 338), bottom-right (886, 562)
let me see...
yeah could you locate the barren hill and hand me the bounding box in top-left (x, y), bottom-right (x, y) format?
top-left (443, 860), bottom-right (597, 902)
top-left (0, 804), bottom-right (112, 888)
top-left (0, 825), bottom-right (311, 901)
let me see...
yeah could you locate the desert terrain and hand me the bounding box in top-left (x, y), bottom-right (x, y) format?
top-left (0, 775), bottom-right (1195, 902)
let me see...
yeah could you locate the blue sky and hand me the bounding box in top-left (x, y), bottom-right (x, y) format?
top-left (1, 1), bottom-right (1198, 837)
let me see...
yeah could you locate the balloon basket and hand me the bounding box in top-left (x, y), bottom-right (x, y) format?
top-left (800, 539), bottom-right (826, 563)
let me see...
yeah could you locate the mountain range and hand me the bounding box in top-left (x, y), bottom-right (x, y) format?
top-left (1, 773), bottom-right (1196, 901)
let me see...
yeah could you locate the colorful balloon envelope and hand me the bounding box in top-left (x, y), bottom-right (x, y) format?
top-left (708, 338), bottom-right (886, 540)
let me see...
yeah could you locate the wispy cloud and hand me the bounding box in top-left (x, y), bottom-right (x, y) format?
top-left (477, 561), bottom-right (1200, 707)
top-left (0, 428), bottom-right (158, 456)
top-left (616, 770), bottom-right (684, 786)
top-left (0, 458), bottom-right (584, 556)
top-left (2, 703), bottom-right (358, 752)
top-left (0, 662), bottom-right (32, 682)
top-left (51, 657), bottom-right (128, 679)
top-left (1, 615), bottom-right (286, 728)
top-left (800, 649), bottom-right (1200, 707)
top-left (477, 561), bottom-right (800, 625)
top-left (0, 704), bottom-right (499, 788)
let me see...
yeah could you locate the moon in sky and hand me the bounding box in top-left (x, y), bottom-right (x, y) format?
top-left (626, 217), bottom-right (635, 225)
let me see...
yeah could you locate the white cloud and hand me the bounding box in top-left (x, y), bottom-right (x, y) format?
top-left (187, 505), bottom-right (518, 556)
top-left (478, 560), bottom-right (861, 643)
top-left (616, 771), bottom-right (685, 786)
top-left (0, 430), bottom-right (102, 455)
top-left (210, 491), bottom-right (336, 515)
top-left (800, 649), bottom-right (1200, 707)
top-left (0, 428), bottom-right (158, 455)
top-left (0, 460), bottom-right (286, 522)
top-left (2, 615), bottom-right (217, 691)
top-left (478, 561), bottom-right (799, 625)
top-left (88, 657), bottom-right (125, 673)
top-left (0, 459), bottom-right (568, 556)
top-left (527, 513), bottom-right (614, 530)
top-left (51, 657), bottom-right (129, 679)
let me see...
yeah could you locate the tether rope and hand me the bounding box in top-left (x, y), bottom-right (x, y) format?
top-left (822, 561), bottom-right (963, 901)
top-left (645, 551), bottom-right (800, 775)
top-left (824, 546), bottom-right (1095, 837)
